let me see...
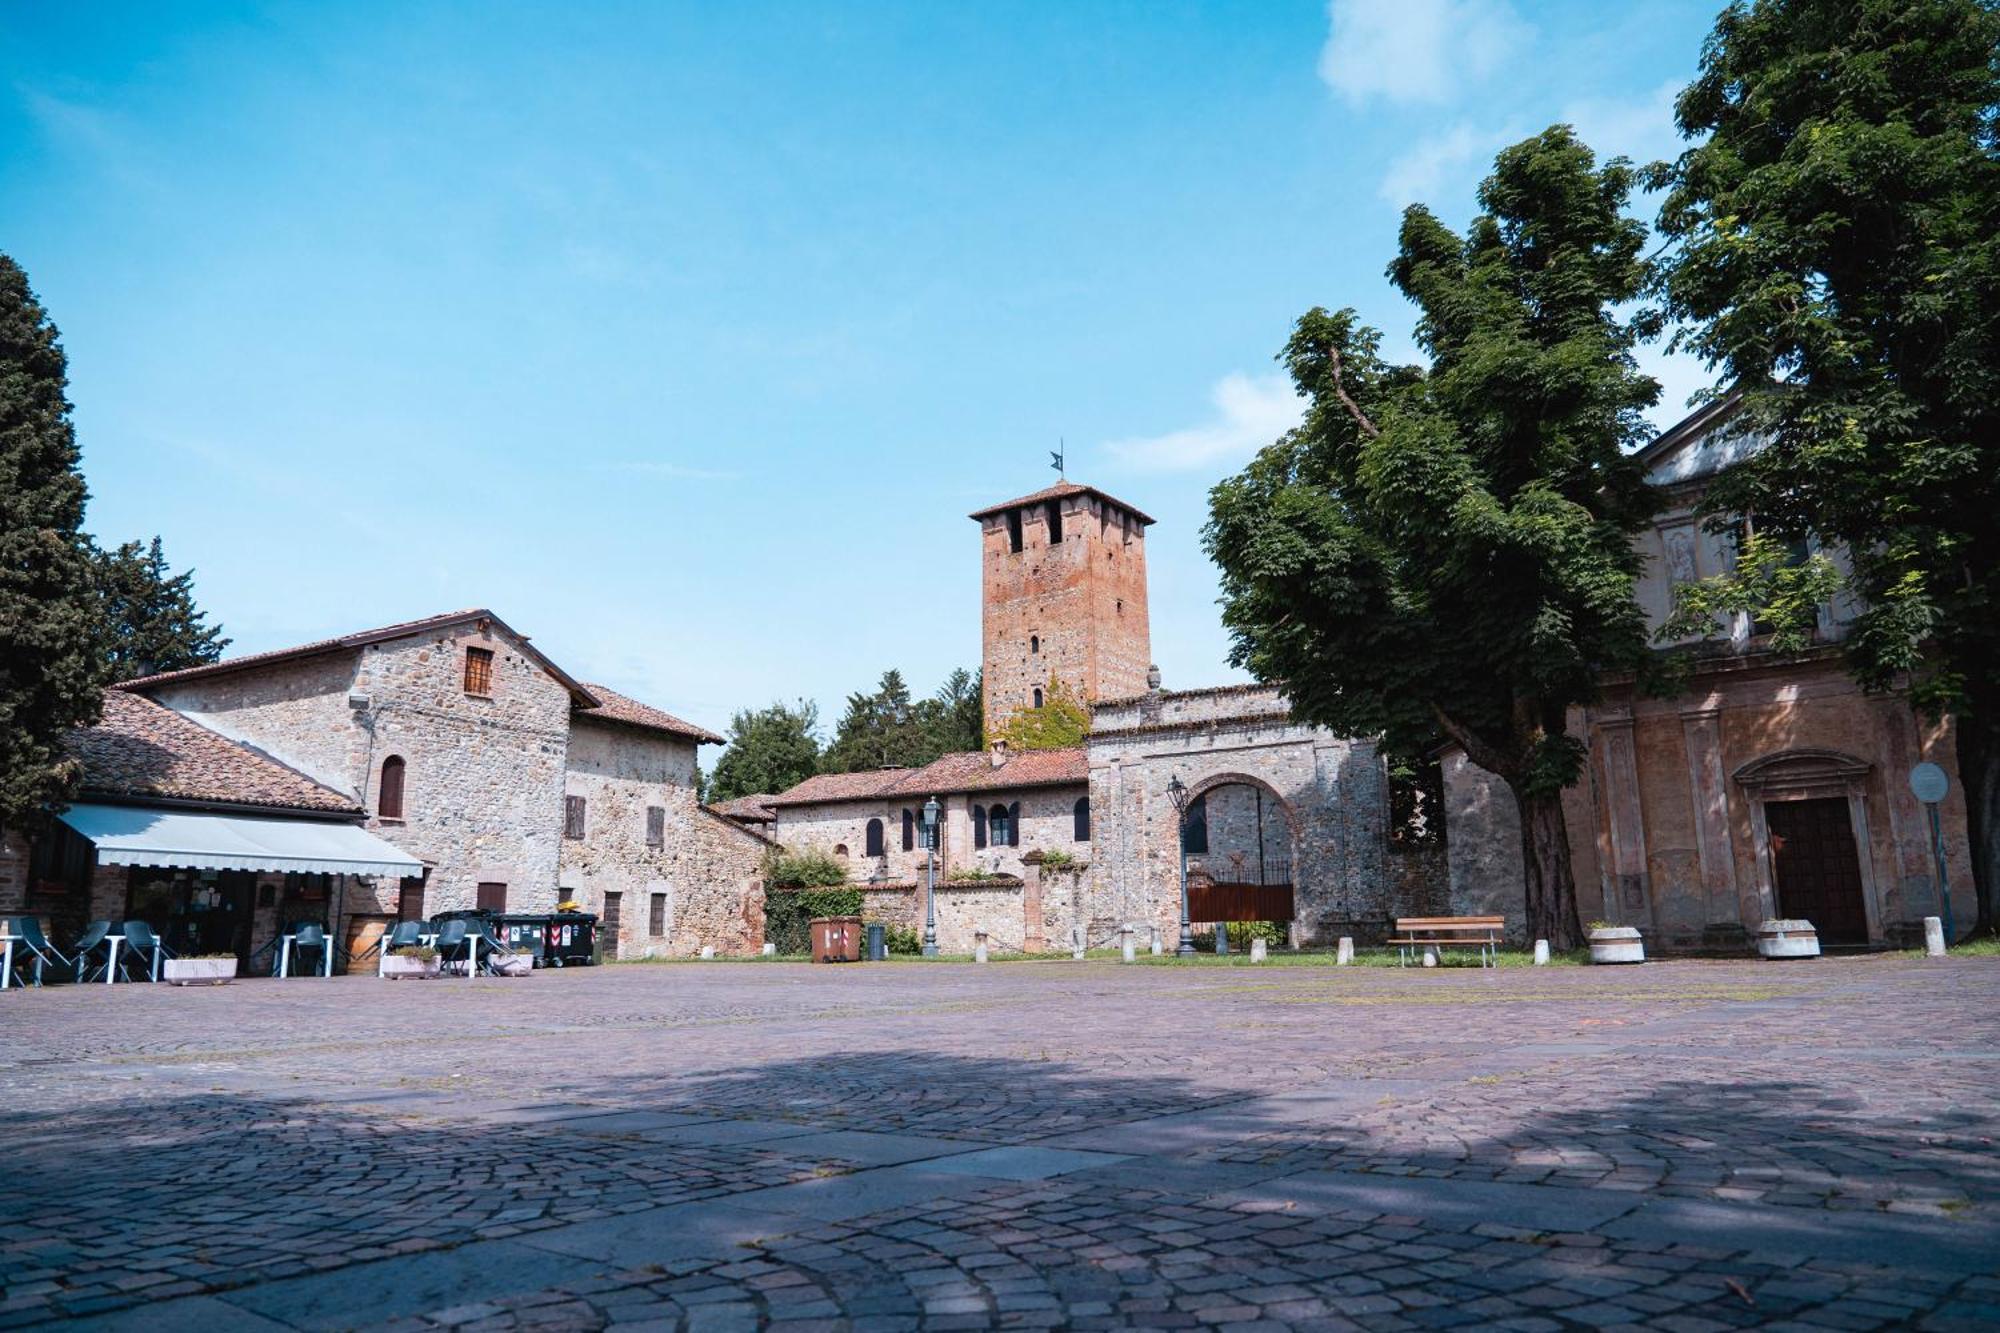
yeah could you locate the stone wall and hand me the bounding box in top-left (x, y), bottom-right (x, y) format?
top-left (559, 716), bottom-right (768, 958)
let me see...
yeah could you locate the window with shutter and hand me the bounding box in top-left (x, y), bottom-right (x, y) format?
top-left (463, 647), bottom-right (494, 696)
top-left (378, 755), bottom-right (406, 819)
top-left (476, 882), bottom-right (507, 912)
top-left (865, 818), bottom-right (885, 857)
top-left (564, 795), bottom-right (586, 840)
top-left (645, 805), bottom-right (665, 848)
top-left (649, 892), bottom-right (666, 935)
top-left (973, 805), bottom-right (987, 849)
top-left (902, 808), bottom-right (914, 852)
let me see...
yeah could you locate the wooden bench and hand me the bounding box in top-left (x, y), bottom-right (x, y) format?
top-left (1387, 916), bottom-right (1505, 969)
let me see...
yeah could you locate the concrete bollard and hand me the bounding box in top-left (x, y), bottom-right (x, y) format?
top-left (1924, 916), bottom-right (1946, 956)
top-left (1422, 946), bottom-right (1438, 968)
top-left (1215, 927), bottom-right (1230, 956)
top-left (761, 942), bottom-right (775, 957)
top-left (1336, 936), bottom-right (1354, 966)
top-left (1533, 939), bottom-right (1550, 966)
top-left (1071, 923), bottom-right (1086, 961)
top-left (1120, 924), bottom-right (1135, 963)
top-left (975, 930), bottom-right (989, 964)
top-left (1149, 926), bottom-right (1162, 956)
top-left (1249, 938), bottom-right (1267, 963)
top-left (699, 945), bottom-right (715, 959)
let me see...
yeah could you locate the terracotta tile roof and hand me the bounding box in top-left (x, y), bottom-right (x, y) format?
top-left (890, 747), bottom-right (1088, 796)
top-left (709, 794), bottom-right (778, 823)
top-left (70, 692), bottom-right (361, 815)
top-left (766, 769), bottom-right (915, 807)
top-left (967, 480), bottom-right (1155, 526)
top-left (116, 608), bottom-right (600, 707)
top-left (575, 684), bottom-right (724, 745)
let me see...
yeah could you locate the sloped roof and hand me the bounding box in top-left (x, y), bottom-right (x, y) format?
top-left (71, 692), bottom-right (361, 815)
top-left (117, 609), bottom-right (600, 707)
top-left (766, 770), bottom-right (913, 807)
top-left (575, 683), bottom-right (724, 745)
top-left (710, 794), bottom-right (778, 823)
top-left (890, 747), bottom-right (1088, 796)
top-left (967, 480), bottom-right (1155, 526)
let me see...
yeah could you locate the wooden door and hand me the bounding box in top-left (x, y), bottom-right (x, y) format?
top-left (397, 878), bottom-right (426, 921)
top-left (1767, 797), bottom-right (1870, 945)
top-left (476, 882), bottom-right (507, 912)
top-left (601, 892), bottom-right (622, 960)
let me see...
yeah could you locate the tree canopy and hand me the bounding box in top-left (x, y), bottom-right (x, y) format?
top-left (96, 536), bottom-right (230, 681)
top-left (1647, 0), bottom-right (2000, 932)
top-left (1205, 127), bottom-right (1661, 948)
top-left (705, 699), bottom-right (822, 804)
top-left (820, 667), bottom-right (984, 775)
top-left (0, 254), bottom-right (106, 830)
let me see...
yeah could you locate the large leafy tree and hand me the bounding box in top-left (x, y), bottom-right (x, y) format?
top-left (1648, 0), bottom-right (2000, 935)
top-left (96, 536), bottom-right (230, 680)
top-left (706, 699), bottom-right (822, 803)
top-left (821, 670), bottom-right (930, 774)
top-left (1206, 128), bottom-right (1661, 949)
top-left (0, 254), bottom-right (106, 830)
top-left (921, 667), bottom-right (984, 756)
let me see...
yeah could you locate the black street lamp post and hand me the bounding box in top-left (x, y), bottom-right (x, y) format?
top-left (922, 796), bottom-right (940, 957)
top-left (1167, 775), bottom-right (1196, 957)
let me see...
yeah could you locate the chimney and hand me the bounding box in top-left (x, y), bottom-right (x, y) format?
top-left (989, 738), bottom-right (1009, 769)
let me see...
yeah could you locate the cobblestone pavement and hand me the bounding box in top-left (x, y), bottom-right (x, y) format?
top-left (2, 955), bottom-right (1997, 1331)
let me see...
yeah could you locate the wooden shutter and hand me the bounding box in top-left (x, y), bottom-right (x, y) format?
top-left (973, 805), bottom-right (987, 849)
top-left (649, 893), bottom-right (666, 935)
top-left (476, 882), bottom-right (507, 912)
top-left (378, 755), bottom-right (405, 819)
top-left (646, 805), bottom-right (665, 848)
top-left (1008, 801), bottom-right (1021, 847)
top-left (902, 808), bottom-right (914, 852)
top-left (564, 795), bottom-right (586, 840)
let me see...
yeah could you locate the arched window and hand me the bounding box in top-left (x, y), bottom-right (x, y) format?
top-left (865, 818), bottom-right (885, 857)
top-left (972, 805), bottom-right (988, 849)
top-left (1030, 635), bottom-right (1039, 654)
top-left (1181, 794), bottom-right (1209, 854)
top-left (989, 802), bottom-right (1017, 848)
top-left (1073, 795), bottom-right (1090, 842)
top-left (1032, 686), bottom-right (1044, 708)
top-left (902, 808), bottom-right (915, 852)
top-left (378, 755), bottom-right (406, 819)
top-left (833, 843), bottom-right (849, 860)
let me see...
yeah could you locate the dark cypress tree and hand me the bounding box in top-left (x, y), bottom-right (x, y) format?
top-left (96, 535), bottom-right (230, 680)
top-left (0, 254), bottom-right (106, 830)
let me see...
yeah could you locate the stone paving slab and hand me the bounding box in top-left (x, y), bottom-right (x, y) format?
top-left (3, 954), bottom-right (1998, 1330)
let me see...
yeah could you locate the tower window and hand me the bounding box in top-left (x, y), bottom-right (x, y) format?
top-left (1032, 687), bottom-right (1044, 708)
top-left (1030, 635), bottom-right (1039, 654)
top-left (1045, 501), bottom-right (1063, 543)
top-left (378, 755), bottom-right (405, 820)
top-left (1007, 509), bottom-right (1023, 553)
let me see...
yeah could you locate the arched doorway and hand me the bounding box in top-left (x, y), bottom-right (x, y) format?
top-left (1180, 774), bottom-right (1299, 927)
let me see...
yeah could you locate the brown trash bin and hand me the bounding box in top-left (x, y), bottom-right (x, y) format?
top-left (810, 916), bottom-right (863, 963)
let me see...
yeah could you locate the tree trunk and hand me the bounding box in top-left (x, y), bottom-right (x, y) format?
top-left (1515, 788), bottom-right (1585, 951)
top-left (1954, 699), bottom-right (2000, 939)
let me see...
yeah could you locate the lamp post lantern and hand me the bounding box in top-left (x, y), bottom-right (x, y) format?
top-left (922, 796), bottom-right (941, 957)
top-left (1167, 775), bottom-right (1196, 957)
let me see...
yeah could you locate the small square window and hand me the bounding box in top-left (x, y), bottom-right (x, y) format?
top-left (645, 805), bottom-right (665, 848)
top-left (464, 647), bottom-right (495, 696)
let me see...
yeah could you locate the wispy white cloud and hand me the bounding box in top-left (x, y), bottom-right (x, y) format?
top-left (1378, 122), bottom-right (1503, 206)
top-left (1318, 0), bottom-right (1531, 106)
top-left (1103, 373), bottom-right (1305, 473)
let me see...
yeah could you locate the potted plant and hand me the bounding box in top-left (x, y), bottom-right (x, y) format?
top-left (382, 944), bottom-right (440, 979)
top-left (163, 953), bottom-right (239, 986)
top-left (1586, 921), bottom-right (1645, 964)
top-left (1755, 919), bottom-right (1821, 959)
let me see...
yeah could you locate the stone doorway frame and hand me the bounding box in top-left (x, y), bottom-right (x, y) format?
top-left (1180, 772), bottom-right (1304, 926)
top-left (1732, 748), bottom-right (1881, 943)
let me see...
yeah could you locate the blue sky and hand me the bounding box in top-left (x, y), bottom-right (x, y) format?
top-left (2, 0), bottom-right (1723, 759)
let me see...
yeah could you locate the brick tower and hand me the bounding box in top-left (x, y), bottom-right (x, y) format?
top-left (970, 481), bottom-right (1154, 737)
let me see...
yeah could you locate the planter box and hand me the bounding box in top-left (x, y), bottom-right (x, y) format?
top-left (382, 954), bottom-right (441, 980)
top-left (1587, 926), bottom-right (1645, 965)
top-left (163, 957), bottom-right (237, 986)
top-left (1756, 919), bottom-right (1821, 959)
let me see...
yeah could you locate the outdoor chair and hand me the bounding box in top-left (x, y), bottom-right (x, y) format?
top-left (70, 921), bottom-right (114, 983)
top-left (118, 920), bottom-right (173, 982)
top-left (285, 923), bottom-right (331, 978)
top-left (4, 916), bottom-right (74, 987)
top-left (433, 919), bottom-right (473, 975)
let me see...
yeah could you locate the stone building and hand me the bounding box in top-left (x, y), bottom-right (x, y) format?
top-left (767, 481), bottom-right (1445, 953)
top-left (1444, 400), bottom-right (1976, 949)
top-left (50, 607), bottom-right (775, 961)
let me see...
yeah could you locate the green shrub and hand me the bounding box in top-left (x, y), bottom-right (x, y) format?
top-left (763, 885), bottom-right (864, 955)
top-left (880, 923), bottom-right (923, 955)
top-left (1225, 920), bottom-right (1288, 948)
top-left (1037, 849), bottom-right (1080, 873)
top-left (765, 849), bottom-right (849, 889)
top-left (392, 945), bottom-right (438, 961)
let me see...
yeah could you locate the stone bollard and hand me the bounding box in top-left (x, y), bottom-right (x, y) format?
top-left (761, 942), bottom-right (775, 957)
top-left (1215, 927), bottom-right (1229, 955)
top-left (1422, 946), bottom-right (1438, 968)
top-left (700, 946), bottom-right (715, 960)
top-left (1924, 916), bottom-right (1946, 957)
top-left (1336, 936), bottom-right (1354, 966)
top-left (1149, 926), bottom-right (1162, 956)
top-left (1071, 923), bottom-right (1086, 961)
top-left (975, 930), bottom-right (989, 964)
top-left (1533, 939), bottom-right (1550, 966)
top-left (1288, 920), bottom-right (1301, 952)
top-left (1249, 938), bottom-right (1267, 963)
top-left (1120, 924), bottom-right (1135, 963)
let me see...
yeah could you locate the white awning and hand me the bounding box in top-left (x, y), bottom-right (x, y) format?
top-left (58, 804), bottom-right (423, 877)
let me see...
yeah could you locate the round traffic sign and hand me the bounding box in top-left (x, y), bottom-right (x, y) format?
top-left (1910, 762), bottom-right (1949, 804)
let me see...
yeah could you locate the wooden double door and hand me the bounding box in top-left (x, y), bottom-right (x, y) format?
top-left (1767, 797), bottom-right (1871, 946)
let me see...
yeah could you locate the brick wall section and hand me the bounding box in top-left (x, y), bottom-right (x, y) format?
top-left (558, 717), bottom-right (768, 958)
top-left (979, 491), bottom-right (1151, 735)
